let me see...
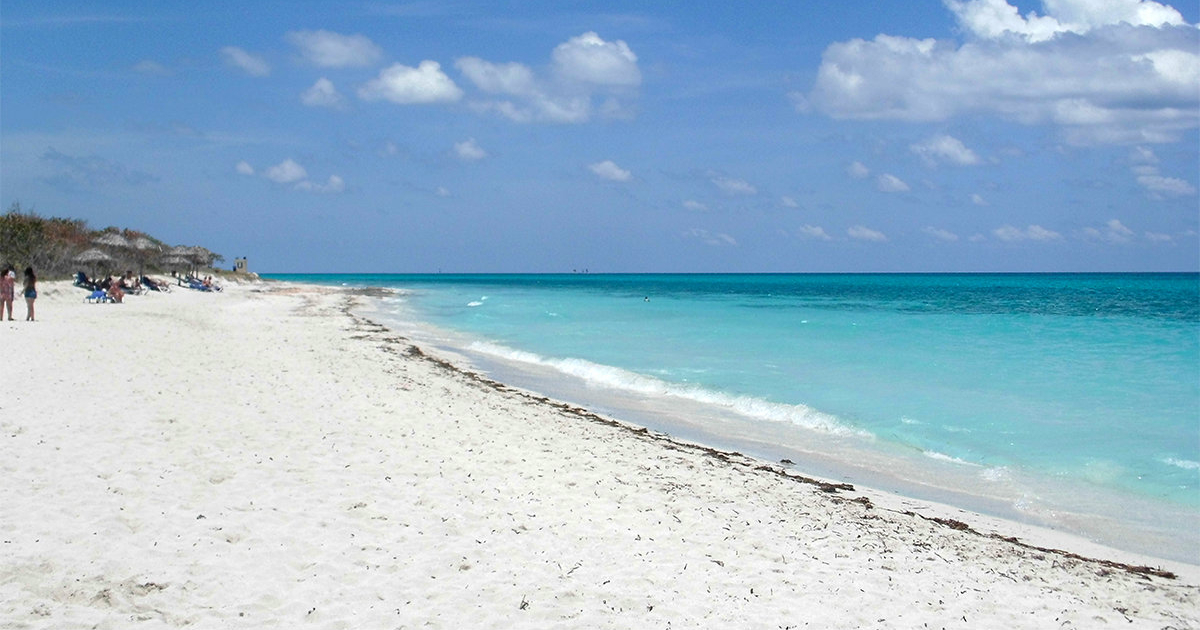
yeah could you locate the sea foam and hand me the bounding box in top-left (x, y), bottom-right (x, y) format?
top-left (467, 340), bottom-right (869, 438)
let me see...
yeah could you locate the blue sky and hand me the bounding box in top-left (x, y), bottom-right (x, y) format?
top-left (2, 0), bottom-right (1197, 272)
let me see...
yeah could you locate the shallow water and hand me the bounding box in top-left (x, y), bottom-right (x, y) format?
top-left (269, 273), bottom-right (1200, 561)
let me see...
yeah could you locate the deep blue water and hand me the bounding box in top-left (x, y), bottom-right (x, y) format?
top-left (266, 273), bottom-right (1200, 559)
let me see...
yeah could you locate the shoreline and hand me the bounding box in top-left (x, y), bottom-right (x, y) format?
top-left (3, 280), bottom-right (1197, 627)
top-left (357, 284), bottom-right (1200, 566)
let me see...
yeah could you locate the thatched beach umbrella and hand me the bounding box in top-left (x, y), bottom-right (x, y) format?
top-left (94, 232), bottom-right (131, 249)
top-left (74, 248), bottom-right (114, 277)
top-left (130, 237), bottom-right (161, 274)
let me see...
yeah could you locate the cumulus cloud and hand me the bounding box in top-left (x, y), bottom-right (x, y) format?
top-left (287, 30), bottom-right (382, 68)
top-left (301, 78), bottom-right (345, 108)
top-left (1129, 145), bottom-right (1197, 197)
top-left (797, 225), bottom-right (833, 241)
top-left (683, 200), bottom-right (708, 211)
top-left (712, 175), bottom-right (757, 195)
top-left (806, 0), bottom-right (1199, 144)
top-left (971, 193), bottom-right (989, 206)
top-left (552, 31), bottom-right (642, 87)
top-left (1082, 218), bottom-right (1135, 242)
top-left (455, 32), bottom-right (641, 123)
top-left (848, 225), bottom-right (888, 242)
top-left (236, 161), bottom-right (255, 175)
top-left (264, 158), bottom-right (307, 184)
top-left (923, 226), bottom-right (960, 241)
top-left (780, 196), bottom-right (800, 208)
top-left (296, 174), bottom-right (346, 194)
top-left (993, 224), bottom-right (1063, 241)
top-left (220, 46), bottom-right (270, 77)
top-left (876, 173), bottom-right (910, 192)
top-left (911, 134), bottom-right (981, 166)
top-left (1137, 173), bottom-right (1196, 196)
top-left (684, 228), bottom-right (738, 247)
top-left (847, 161), bottom-right (871, 179)
top-left (945, 0), bottom-right (1186, 42)
top-left (454, 138), bottom-right (488, 161)
top-left (589, 160), bottom-right (632, 182)
top-left (456, 58), bottom-right (538, 95)
top-left (359, 61), bottom-right (463, 104)
top-left (260, 158), bottom-right (344, 193)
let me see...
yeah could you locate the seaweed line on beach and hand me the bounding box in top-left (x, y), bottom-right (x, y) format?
top-left (336, 293), bottom-right (1180, 583)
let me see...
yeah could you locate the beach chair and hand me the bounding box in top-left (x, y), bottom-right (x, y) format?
top-left (85, 289), bottom-right (113, 303)
top-left (74, 272), bottom-right (98, 290)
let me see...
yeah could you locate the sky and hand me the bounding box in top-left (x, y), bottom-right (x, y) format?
top-left (1, 0), bottom-right (1197, 273)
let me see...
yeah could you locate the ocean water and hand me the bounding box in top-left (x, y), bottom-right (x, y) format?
top-left (268, 273), bottom-right (1200, 561)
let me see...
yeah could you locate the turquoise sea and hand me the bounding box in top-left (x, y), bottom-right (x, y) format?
top-left (266, 273), bottom-right (1200, 562)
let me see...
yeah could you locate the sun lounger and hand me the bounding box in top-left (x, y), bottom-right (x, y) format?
top-left (86, 289), bottom-right (113, 303)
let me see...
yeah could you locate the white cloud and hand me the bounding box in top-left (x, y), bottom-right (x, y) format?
top-left (1130, 145), bottom-right (1159, 164)
top-left (847, 161), bottom-right (871, 179)
top-left (684, 228), bottom-right (738, 247)
top-left (456, 32), bottom-right (641, 124)
top-left (454, 138), bottom-right (488, 161)
top-left (264, 158), bottom-right (307, 184)
top-left (436, 186), bottom-right (451, 197)
top-left (1082, 218), bottom-right (1135, 243)
top-left (876, 173), bottom-right (910, 192)
top-left (235, 161), bottom-right (255, 176)
top-left (806, 1), bottom-right (1199, 144)
top-left (1144, 231), bottom-right (1173, 242)
top-left (133, 60), bottom-right (170, 76)
top-left (971, 193), bottom-right (989, 206)
top-left (712, 176), bottom-right (757, 195)
top-left (296, 174), bottom-right (345, 194)
top-left (1127, 146), bottom-right (1196, 197)
top-left (456, 57), bottom-right (538, 96)
top-left (287, 30), bottom-right (382, 68)
top-left (798, 225), bottom-right (833, 241)
top-left (848, 225), bottom-right (888, 242)
top-left (993, 224), bottom-right (1063, 241)
top-left (552, 31), bottom-right (641, 87)
top-left (683, 200), bottom-right (708, 211)
top-left (911, 134), bottom-right (981, 166)
top-left (1137, 174), bottom-right (1196, 197)
top-left (945, 0), bottom-right (1186, 42)
top-left (359, 61), bottom-right (463, 104)
top-left (589, 160), bottom-right (631, 182)
top-left (923, 226), bottom-right (960, 241)
top-left (220, 46), bottom-right (270, 77)
top-left (301, 78), bottom-right (345, 108)
top-left (780, 196), bottom-right (799, 208)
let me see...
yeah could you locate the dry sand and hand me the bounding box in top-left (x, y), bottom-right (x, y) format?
top-left (2, 280), bottom-right (1197, 629)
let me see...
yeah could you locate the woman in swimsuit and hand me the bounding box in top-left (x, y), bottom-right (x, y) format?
top-left (23, 267), bottom-right (36, 321)
top-left (0, 266), bottom-right (14, 321)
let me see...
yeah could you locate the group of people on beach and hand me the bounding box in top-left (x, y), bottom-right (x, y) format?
top-left (0, 265), bottom-right (37, 321)
top-left (75, 271), bottom-right (172, 303)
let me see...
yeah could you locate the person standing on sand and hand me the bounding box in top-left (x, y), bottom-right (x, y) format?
top-left (0, 266), bottom-right (15, 320)
top-left (23, 267), bottom-right (36, 321)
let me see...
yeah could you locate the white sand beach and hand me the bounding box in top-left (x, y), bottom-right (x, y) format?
top-left (2, 280), bottom-right (1197, 629)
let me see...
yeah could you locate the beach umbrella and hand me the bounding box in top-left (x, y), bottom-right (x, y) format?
top-left (130, 237), bottom-right (161, 274)
top-left (74, 248), bottom-right (114, 277)
top-left (159, 254), bottom-right (191, 276)
top-left (74, 248), bottom-right (113, 264)
top-left (132, 237), bottom-right (160, 252)
top-left (94, 232), bottom-right (131, 249)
